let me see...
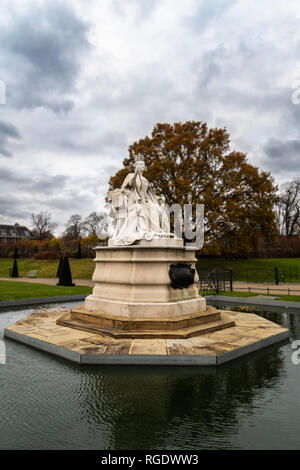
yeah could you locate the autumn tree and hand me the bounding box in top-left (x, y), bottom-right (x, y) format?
top-left (109, 121), bottom-right (279, 258)
top-left (31, 211), bottom-right (57, 241)
top-left (81, 233), bottom-right (100, 257)
top-left (64, 214), bottom-right (85, 239)
top-left (277, 179), bottom-right (300, 236)
top-left (83, 211), bottom-right (109, 240)
top-left (49, 237), bottom-right (66, 254)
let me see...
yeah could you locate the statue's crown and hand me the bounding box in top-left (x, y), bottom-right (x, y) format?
top-left (134, 153), bottom-right (145, 163)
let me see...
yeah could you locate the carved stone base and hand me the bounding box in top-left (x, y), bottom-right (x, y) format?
top-left (84, 297), bottom-right (206, 319)
top-left (56, 244), bottom-right (225, 339)
top-left (85, 244), bottom-right (203, 305)
top-left (57, 306), bottom-right (235, 339)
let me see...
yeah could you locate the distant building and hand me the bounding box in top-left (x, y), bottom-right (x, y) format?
top-left (0, 223), bottom-right (33, 244)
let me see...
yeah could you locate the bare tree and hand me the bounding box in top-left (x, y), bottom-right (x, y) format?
top-left (64, 214), bottom-right (85, 239)
top-left (83, 211), bottom-right (109, 239)
top-left (31, 211), bottom-right (57, 240)
top-left (277, 179), bottom-right (300, 236)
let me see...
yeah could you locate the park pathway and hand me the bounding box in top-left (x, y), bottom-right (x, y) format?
top-left (1, 277), bottom-right (299, 295)
top-left (233, 281), bottom-right (300, 295)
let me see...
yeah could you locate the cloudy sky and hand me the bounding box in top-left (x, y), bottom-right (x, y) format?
top-left (1, 0), bottom-right (300, 233)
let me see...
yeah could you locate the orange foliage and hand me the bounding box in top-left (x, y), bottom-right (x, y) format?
top-left (109, 121), bottom-right (279, 258)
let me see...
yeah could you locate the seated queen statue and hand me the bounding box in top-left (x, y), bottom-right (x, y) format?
top-left (107, 154), bottom-right (173, 246)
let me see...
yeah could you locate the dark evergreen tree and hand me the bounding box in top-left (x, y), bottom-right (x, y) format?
top-left (77, 242), bottom-right (82, 259)
top-left (34, 246), bottom-right (38, 254)
top-left (11, 258), bottom-right (19, 278)
top-left (56, 256), bottom-right (63, 277)
top-left (13, 247), bottom-right (19, 259)
top-left (57, 256), bottom-right (75, 286)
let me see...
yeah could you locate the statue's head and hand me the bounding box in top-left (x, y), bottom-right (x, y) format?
top-left (134, 153), bottom-right (145, 173)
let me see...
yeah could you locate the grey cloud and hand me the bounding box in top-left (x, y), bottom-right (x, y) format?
top-left (2, 1), bottom-right (91, 113)
top-left (0, 120), bottom-right (21, 157)
top-left (0, 167), bottom-right (25, 185)
top-left (192, 39), bottom-right (287, 107)
top-left (262, 138), bottom-right (300, 173)
top-left (47, 192), bottom-right (94, 211)
top-left (185, 0), bottom-right (237, 31)
top-left (194, 45), bottom-right (224, 90)
top-left (49, 71), bottom-right (186, 159)
top-left (0, 167), bottom-right (69, 194)
top-left (0, 168), bottom-right (100, 230)
top-left (0, 194), bottom-right (32, 219)
top-left (101, 163), bottom-right (120, 177)
top-left (30, 175), bottom-right (69, 193)
top-left (112, 0), bottom-right (159, 21)
top-left (59, 130), bottom-right (128, 155)
top-left (92, 70), bottom-right (184, 122)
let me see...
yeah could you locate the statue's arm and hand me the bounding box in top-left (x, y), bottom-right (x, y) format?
top-left (121, 172), bottom-right (137, 189)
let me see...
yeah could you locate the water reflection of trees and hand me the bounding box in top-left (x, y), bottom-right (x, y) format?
top-left (76, 344), bottom-right (285, 450)
top-left (257, 310), bottom-right (300, 338)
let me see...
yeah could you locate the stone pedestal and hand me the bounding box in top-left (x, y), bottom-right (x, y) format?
top-left (57, 241), bottom-right (235, 338)
top-left (85, 242), bottom-right (206, 317)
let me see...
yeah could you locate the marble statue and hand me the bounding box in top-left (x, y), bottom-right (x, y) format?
top-left (107, 154), bottom-right (173, 245)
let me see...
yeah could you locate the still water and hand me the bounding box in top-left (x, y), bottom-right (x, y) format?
top-left (0, 302), bottom-right (299, 450)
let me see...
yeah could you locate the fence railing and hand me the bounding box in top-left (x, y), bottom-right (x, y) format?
top-left (198, 265), bottom-right (300, 285)
top-left (234, 286), bottom-right (300, 296)
top-left (232, 266), bottom-right (300, 284)
top-left (197, 264), bottom-right (300, 295)
top-left (198, 269), bottom-right (232, 294)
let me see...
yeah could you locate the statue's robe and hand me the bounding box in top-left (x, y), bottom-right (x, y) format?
top-left (110, 172), bottom-right (170, 245)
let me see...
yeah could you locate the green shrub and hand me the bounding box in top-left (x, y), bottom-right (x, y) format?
top-left (57, 256), bottom-right (75, 286)
top-left (11, 258), bottom-right (19, 277)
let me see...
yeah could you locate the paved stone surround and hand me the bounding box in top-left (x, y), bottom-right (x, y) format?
top-left (4, 308), bottom-right (289, 366)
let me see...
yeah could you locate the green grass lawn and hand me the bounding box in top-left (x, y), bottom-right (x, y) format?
top-left (272, 295), bottom-right (300, 302)
top-left (0, 258), bottom-right (95, 279)
top-left (0, 280), bottom-right (92, 301)
top-left (201, 290), bottom-right (260, 297)
top-left (197, 257), bottom-right (300, 270)
top-left (1, 257), bottom-right (299, 282)
top-left (197, 257), bottom-right (300, 282)
top-left (203, 290), bottom-right (300, 302)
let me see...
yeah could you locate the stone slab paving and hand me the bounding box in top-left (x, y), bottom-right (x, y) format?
top-left (4, 307), bottom-right (289, 366)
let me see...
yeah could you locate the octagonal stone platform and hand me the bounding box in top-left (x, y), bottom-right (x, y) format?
top-left (56, 305), bottom-right (235, 339)
top-left (4, 307), bottom-right (289, 366)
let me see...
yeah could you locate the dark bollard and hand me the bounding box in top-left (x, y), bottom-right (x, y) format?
top-left (275, 266), bottom-right (279, 285)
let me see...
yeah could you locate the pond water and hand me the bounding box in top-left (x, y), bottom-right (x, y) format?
top-left (0, 302), bottom-right (299, 450)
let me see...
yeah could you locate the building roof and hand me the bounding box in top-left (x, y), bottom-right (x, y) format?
top-left (0, 223), bottom-right (33, 239)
